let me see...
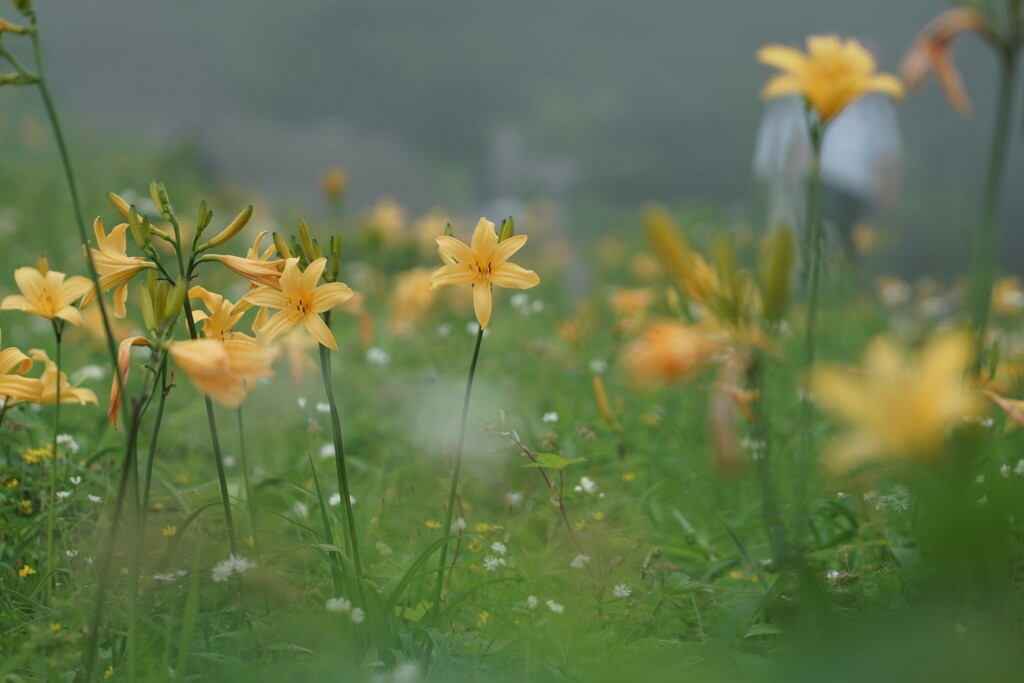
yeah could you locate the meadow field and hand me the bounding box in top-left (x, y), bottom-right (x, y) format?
top-left (3, 2), bottom-right (1024, 681)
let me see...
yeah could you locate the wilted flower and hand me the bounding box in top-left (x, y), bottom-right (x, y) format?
top-left (901, 7), bottom-right (992, 116)
top-left (811, 332), bottom-right (978, 473)
top-left (757, 35), bottom-right (904, 124)
top-left (428, 217), bottom-right (540, 329)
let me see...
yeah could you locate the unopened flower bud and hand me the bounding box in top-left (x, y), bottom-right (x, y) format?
top-left (498, 216), bottom-right (515, 243)
top-left (106, 192), bottom-right (132, 221)
top-left (35, 253), bottom-right (48, 275)
top-left (0, 16), bottom-right (28, 33)
top-left (199, 204), bottom-right (252, 251)
top-left (10, 1), bottom-right (33, 19)
top-left (149, 181), bottom-right (173, 220)
top-left (195, 200), bottom-right (213, 237)
top-left (272, 232), bottom-right (292, 259)
top-left (758, 225), bottom-right (794, 323)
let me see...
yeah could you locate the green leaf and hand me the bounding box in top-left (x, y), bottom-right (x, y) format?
top-left (521, 453), bottom-right (586, 471)
top-left (744, 623), bottom-right (786, 638)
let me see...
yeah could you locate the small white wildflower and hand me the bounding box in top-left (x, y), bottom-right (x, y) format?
top-left (56, 434), bottom-right (80, 455)
top-left (391, 661), bottom-right (421, 683)
top-left (510, 293), bottom-right (529, 309)
top-left (212, 554), bottom-right (253, 583)
top-left (154, 571), bottom-right (187, 582)
top-left (297, 397), bottom-right (307, 409)
top-left (452, 517), bottom-right (466, 532)
top-left (612, 584), bottom-right (631, 599)
top-left (575, 477), bottom-right (597, 494)
top-left (366, 347), bottom-right (391, 366)
top-left (589, 358), bottom-right (607, 374)
top-left (526, 595), bottom-right (538, 610)
top-left (977, 495), bottom-right (989, 507)
top-left (315, 402), bottom-right (331, 413)
top-left (74, 364), bottom-right (106, 381)
top-left (319, 443), bottom-right (335, 459)
top-left (212, 563), bottom-right (232, 583)
top-left (542, 411), bottom-right (559, 423)
top-left (326, 597), bottom-right (352, 613)
top-left (1016, 459), bottom-right (1024, 475)
top-left (350, 607), bottom-right (365, 624)
top-left (88, 494), bottom-right (103, 504)
top-left (55, 490), bottom-right (71, 500)
top-left (490, 542), bottom-right (507, 556)
top-left (222, 456), bottom-right (236, 468)
top-left (66, 549), bottom-right (79, 558)
top-left (328, 493), bottom-right (342, 507)
top-left (482, 556), bottom-right (506, 571)
top-left (437, 323), bottom-right (452, 338)
top-left (85, 556), bottom-right (94, 564)
top-left (530, 299), bottom-right (545, 313)
top-left (570, 554), bottom-right (591, 569)
top-left (1001, 464), bottom-right (1011, 478)
top-left (70, 476), bottom-right (82, 486)
top-left (292, 502), bottom-right (309, 519)
top-left (504, 491), bottom-right (523, 506)
top-left (546, 600), bottom-right (564, 614)
top-left (975, 474), bottom-right (986, 484)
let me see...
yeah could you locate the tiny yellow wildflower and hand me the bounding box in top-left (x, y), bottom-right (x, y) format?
top-left (475, 523), bottom-right (489, 534)
top-left (591, 511), bottom-right (605, 522)
top-left (476, 611), bottom-right (489, 628)
top-left (21, 446), bottom-right (52, 465)
top-left (50, 622), bottom-right (62, 633)
top-left (728, 569), bottom-right (744, 580)
top-left (161, 525), bottom-right (177, 538)
top-left (425, 520), bottom-right (442, 530)
top-left (104, 665), bottom-right (115, 678)
top-left (4, 478), bottom-right (18, 488)
top-left (467, 539), bottom-right (484, 553)
top-left (19, 564), bottom-right (36, 578)
top-left (622, 473), bottom-right (636, 483)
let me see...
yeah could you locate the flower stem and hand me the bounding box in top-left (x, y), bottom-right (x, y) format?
top-left (237, 407), bottom-right (260, 558)
top-left (432, 324), bottom-right (485, 612)
top-left (748, 353), bottom-right (786, 563)
top-left (141, 357), bottom-right (170, 530)
top-left (44, 323), bottom-right (62, 607)
top-left (967, 48), bottom-right (1019, 364)
top-left (318, 311), bottom-right (362, 583)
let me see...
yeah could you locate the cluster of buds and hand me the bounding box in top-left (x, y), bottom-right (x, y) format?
top-left (0, 1), bottom-right (36, 87)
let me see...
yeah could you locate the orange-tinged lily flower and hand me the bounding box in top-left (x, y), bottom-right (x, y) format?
top-left (108, 335), bottom-right (151, 427)
top-left (242, 257), bottom-right (354, 350)
top-left (29, 349), bottom-right (98, 405)
top-left (188, 286), bottom-right (252, 341)
top-left (206, 230), bottom-right (284, 290)
top-left (1, 262), bottom-right (92, 325)
top-left (80, 217), bottom-right (157, 318)
top-left (811, 332), bottom-right (978, 474)
top-left (621, 320), bottom-right (724, 387)
top-left (0, 331), bottom-right (42, 403)
top-left (168, 338), bottom-right (277, 406)
top-left (757, 35), bottom-right (904, 124)
top-left (428, 217), bottom-right (540, 329)
top-left (901, 7), bottom-right (991, 117)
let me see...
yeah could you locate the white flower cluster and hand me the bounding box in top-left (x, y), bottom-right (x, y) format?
top-left (325, 597), bottom-right (364, 623)
top-left (863, 485), bottom-right (910, 512)
top-left (211, 554), bottom-right (254, 583)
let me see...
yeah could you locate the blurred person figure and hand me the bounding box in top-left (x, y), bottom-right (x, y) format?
top-left (753, 94), bottom-right (902, 262)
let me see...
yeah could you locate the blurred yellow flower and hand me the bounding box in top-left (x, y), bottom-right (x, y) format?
top-left (1, 260), bottom-right (92, 325)
top-left (901, 7), bottom-right (991, 117)
top-left (30, 349), bottom-right (98, 405)
top-left (428, 217), bottom-right (540, 329)
top-left (243, 257), bottom-right (354, 350)
top-left (18, 564), bottom-right (36, 578)
top-left (622, 321), bottom-right (723, 387)
top-left (757, 35), bottom-right (904, 124)
top-left (322, 167), bottom-right (348, 200)
top-left (81, 217), bottom-right (157, 318)
top-left (0, 331), bottom-right (41, 403)
top-left (811, 332), bottom-right (978, 474)
top-left (389, 267), bottom-right (435, 337)
top-left (168, 338), bottom-right (276, 407)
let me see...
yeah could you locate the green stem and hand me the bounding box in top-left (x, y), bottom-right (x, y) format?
top-left (749, 353), bottom-right (786, 563)
top-left (967, 47), bottom-right (1019, 364)
top-left (318, 311), bottom-right (362, 582)
top-left (432, 324), bottom-right (485, 612)
top-left (141, 357), bottom-right (170, 530)
top-left (237, 408), bottom-right (260, 558)
top-left (44, 323), bottom-right (62, 607)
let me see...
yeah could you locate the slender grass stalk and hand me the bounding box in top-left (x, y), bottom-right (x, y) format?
top-left (318, 310), bottom-right (362, 583)
top-left (967, 48), bottom-right (1019, 363)
top-left (141, 358), bottom-right (170, 529)
top-left (432, 325), bottom-right (485, 612)
top-left (748, 353), bottom-right (786, 563)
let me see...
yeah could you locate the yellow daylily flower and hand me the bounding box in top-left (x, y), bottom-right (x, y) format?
top-left (188, 286), bottom-right (252, 341)
top-left (1, 260), bottom-right (92, 325)
top-left (757, 35), bottom-right (904, 124)
top-left (168, 338), bottom-right (277, 406)
top-left (242, 257), bottom-right (354, 350)
top-left (811, 332), bottom-right (978, 474)
top-left (29, 349), bottom-right (98, 405)
top-left (0, 331), bottom-right (42, 403)
top-left (206, 230), bottom-right (284, 290)
top-left (621, 320), bottom-right (724, 387)
top-left (80, 217), bottom-right (157, 318)
top-left (428, 217), bottom-right (540, 329)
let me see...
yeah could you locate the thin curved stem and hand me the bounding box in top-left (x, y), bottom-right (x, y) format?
top-left (432, 325), bottom-right (485, 612)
